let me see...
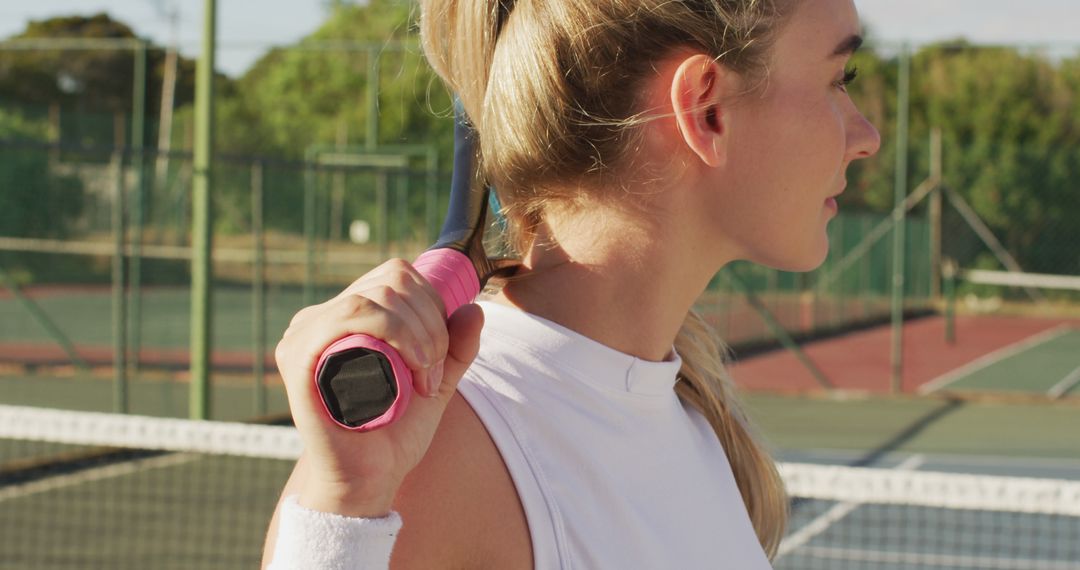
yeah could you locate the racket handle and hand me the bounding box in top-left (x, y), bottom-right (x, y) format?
top-left (313, 249), bottom-right (481, 431)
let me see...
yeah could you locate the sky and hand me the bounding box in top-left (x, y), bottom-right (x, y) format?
top-left (1, 0), bottom-right (1078, 78)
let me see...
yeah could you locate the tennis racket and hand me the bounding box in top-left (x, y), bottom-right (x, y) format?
top-left (314, 103), bottom-right (514, 431)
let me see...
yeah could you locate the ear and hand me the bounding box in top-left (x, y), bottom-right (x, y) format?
top-left (671, 54), bottom-right (732, 168)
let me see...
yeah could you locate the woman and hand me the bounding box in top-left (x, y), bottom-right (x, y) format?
top-left (264, 0), bottom-right (880, 567)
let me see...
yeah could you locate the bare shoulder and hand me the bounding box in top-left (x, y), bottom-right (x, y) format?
top-left (391, 392), bottom-right (532, 570)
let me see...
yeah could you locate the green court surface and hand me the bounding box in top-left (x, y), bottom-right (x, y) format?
top-left (0, 286), bottom-right (304, 352)
top-left (1, 449), bottom-right (293, 569)
top-left (932, 326), bottom-right (1080, 397)
top-left (744, 392), bottom-right (1080, 460)
top-left (0, 374), bottom-right (289, 421)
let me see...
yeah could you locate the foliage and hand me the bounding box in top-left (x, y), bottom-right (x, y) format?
top-left (200, 0), bottom-right (453, 238)
top-left (223, 0), bottom-right (452, 157)
top-left (0, 109), bottom-right (84, 240)
top-left (2, 8), bottom-right (1077, 275)
top-left (0, 13), bottom-right (200, 119)
top-left (845, 41), bottom-right (1080, 274)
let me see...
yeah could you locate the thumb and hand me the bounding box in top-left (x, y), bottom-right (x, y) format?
top-left (438, 303), bottom-right (485, 393)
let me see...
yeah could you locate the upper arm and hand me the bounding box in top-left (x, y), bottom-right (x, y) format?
top-left (261, 393), bottom-right (531, 570)
top-left (391, 393), bottom-right (532, 570)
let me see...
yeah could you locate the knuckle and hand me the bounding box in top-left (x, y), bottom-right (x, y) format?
top-left (273, 339), bottom-right (292, 367)
top-left (373, 285), bottom-right (399, 304)
top-left (341, 291), bottom-right (375, 313)
top-left (338, 294), bottom-right (367, 314)
top-left (384, 258), bottom-right (411, 273)
top-left (387, 270), bottom-right (412, 291)
top-left (288, 305), bottom-right (312, 328)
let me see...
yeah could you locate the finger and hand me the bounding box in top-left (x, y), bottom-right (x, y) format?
top-left (387, 272), bottom-right (450, 367)
top-left (284, 291), bottom-right (431, 382)
top-left (396, 303), bottom-right (484, 425)
top-left (340, 260), bottom-right (450, 364)
top-left (344, 286), bottom-right (437, 372)
top-left (433, 303), bottom-right (485, 399)
top-left (343, 259), bottom-right (448, 317)
top-left (333, 260), bottom-right (396, 301)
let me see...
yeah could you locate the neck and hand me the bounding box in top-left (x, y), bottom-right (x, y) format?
top-left (493, 201), bottom-right (731, 362)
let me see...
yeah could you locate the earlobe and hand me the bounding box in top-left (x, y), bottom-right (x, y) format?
top-left (671, 54), bottom-right (729, 169)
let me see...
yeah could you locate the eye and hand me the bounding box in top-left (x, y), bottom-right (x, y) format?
top-left (835, 66), bottom-right (858, 92)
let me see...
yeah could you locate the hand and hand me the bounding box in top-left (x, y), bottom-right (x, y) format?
top-left (274, 258), bottom-right (485, 517)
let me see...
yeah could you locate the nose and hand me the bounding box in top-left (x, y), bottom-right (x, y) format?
top-left (846, 110), bottom-right (881, 161)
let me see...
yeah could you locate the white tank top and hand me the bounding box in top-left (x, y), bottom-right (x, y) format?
top-left (458, 301), bottom-right (773, 570)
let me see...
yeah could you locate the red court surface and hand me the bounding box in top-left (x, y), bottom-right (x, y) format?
top-left (729, 314), bottom-right (1080, 395)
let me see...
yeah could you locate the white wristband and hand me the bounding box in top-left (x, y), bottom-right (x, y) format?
top-left (268, 495), bottom-right (403, 570)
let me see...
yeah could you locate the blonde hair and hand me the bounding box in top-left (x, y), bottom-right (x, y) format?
top-left (420, 0), bottom-right (790, 556)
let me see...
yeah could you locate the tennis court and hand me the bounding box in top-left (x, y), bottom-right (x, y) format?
top-left (732, 312), bottom-right (1080, 398)
top-left (920, 324), bottom-right (1080, 399)
top-left (754, 393), bottom-right (1080, 570)
top-left (3, 392), bottom-right (1079, 568)
top-left (0, 407), bottom-right (296, 569)
top-left (773, 450), bottom-right (1080, 570)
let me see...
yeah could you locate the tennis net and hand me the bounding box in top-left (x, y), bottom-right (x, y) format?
top-left (2, 404), bottom-right (1078, 569)
top-left (947, 267), bottom-right (1080, 316)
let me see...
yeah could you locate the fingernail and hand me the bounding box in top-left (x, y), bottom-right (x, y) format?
top-left (415, 347), bottom-right (431, 369)
top-left (428, 360), bottom-right (444, 395)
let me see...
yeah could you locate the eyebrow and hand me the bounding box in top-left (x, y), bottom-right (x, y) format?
top-left (831, 34), bottom-right (864, 58)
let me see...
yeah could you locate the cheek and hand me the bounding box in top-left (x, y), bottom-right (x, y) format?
top-left (718, 97), bottom-right (843, 269)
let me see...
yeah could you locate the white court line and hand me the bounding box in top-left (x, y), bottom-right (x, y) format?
top-left (784, 448), bottom-right (1080, 471)
top-left (0, 453), bottom-right (198, 504)
top-left (1048, 365), bottom-right (1080, 400)
top-left (795, 545), bottom-right (1080, 570)
top-left (918, 324), bottom-right (1074, 395)
top-left (775, 454), bottom-right (925, 559)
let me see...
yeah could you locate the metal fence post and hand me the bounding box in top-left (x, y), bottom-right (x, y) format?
top-left (890, 43), bottom-right (911, 395)
top-left (190, 0), bottom-right (217, 420)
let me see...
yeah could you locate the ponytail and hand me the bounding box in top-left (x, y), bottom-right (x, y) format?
top-left (674, 310), bottom-right (787, 557)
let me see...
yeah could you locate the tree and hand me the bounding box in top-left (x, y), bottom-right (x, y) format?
top-left (198, 0), bottom-right (454, 238)
top-left (0, 13), bottom-right (203, 148)
top-left (840, 39), bottom-right (1080, 275)
top-left (0, 13), bottom-right (200, 112)
top-left (228, 0), bottom-right (453, 157)
top-left (0, 110), bottom-right (84, 240)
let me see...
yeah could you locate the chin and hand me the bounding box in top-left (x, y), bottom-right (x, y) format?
top-left (782, 257), bottom-right (827, 273)
top-left (754, 244), bottom-right (830, 273)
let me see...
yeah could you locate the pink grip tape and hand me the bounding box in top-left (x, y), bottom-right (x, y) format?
top-left (314, 249), bottom-right (481, 431)
top-left (412, 249), bottom-right (481, 317)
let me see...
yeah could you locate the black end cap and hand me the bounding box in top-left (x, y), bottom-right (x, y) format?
top-left (316, 348), bottom-right (398, 427)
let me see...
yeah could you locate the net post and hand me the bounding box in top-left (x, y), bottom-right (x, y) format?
top-left (942, 258), bottom-right (957, 345)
